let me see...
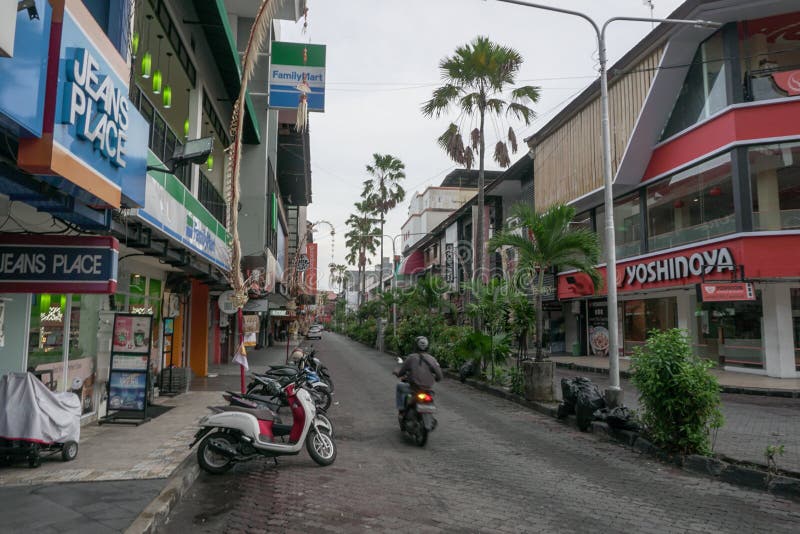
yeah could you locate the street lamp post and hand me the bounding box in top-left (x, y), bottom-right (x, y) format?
top-left (496, 0), bottom-right (719, 406)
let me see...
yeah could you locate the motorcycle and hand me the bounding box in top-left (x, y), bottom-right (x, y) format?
top-left (191, 377), bottom-right (336, 473)
top-left (395, 357), bottom-right (438, 447)
top-left (250, 363), bottom-right (332, 412)
top-left (224, 377), bottom-right (334, 437)
top-left (301, 347), bottom-right (334, 393)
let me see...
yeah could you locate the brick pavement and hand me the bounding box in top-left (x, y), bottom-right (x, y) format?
top-left (162, 333), bottom-right (800, 533)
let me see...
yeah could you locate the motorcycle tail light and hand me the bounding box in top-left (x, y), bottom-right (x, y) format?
top-left (416, 392), bottom-right (433, 403)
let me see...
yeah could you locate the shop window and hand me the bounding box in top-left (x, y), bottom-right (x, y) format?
top-left (740, 14), bottom-right (800, 102)
top-left (622, 298), bottom-right (677, 355)
top-left (571, 211), bottom-right (593, 232)
top-left (68, 295), bottom-right (102, 414)
top-left (646, 153), bottom-right (735, 252)
top-left (749, 142), bottom-right (800, 231)
top-left (596, 193), bottom-right (642, 260)
top-left (695, 293), bottom-right (764, 368)
top-left (792, 288), bottom-right (800, 371)
top-left (662, 31), bottom-right (728, 140)
top-left (28, 294), bottom-right (67, 383)
top-left (199, 171), bottom-right (227, 225)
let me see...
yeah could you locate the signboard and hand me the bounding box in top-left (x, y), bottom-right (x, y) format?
top-left (444, 243), bottom-right (454, 284)
top-left (102, 313), bottom-right (153, 421)
top-left (698, 282), bottom-right (756, 302)
top-left (305, 243), bottom-right (318, 294)
top-left (270, 309), bottom-right (289, 317)
top-left (0, 0), bottom-right (51, 137)
top-left (622, 247), bottom-right (735, 287)
top-left (243, 314), bottom-right (260, 333)
top-left (0, 234), bottom-right (118, 293)
top-left (243, 299), bottom-right (270, 312)
top-left (587, 300), bottom-right (610, 358)
top-left (268, 42), bottom-right (326, 112)
top-left (773, 70), bottom-right (800, 96)
top-left (218, 290), bottom-right (240, 314)
top-left (18, 0), bottom-right (149, 208)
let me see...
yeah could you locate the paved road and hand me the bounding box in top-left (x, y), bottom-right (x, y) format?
top-left (162, 333), bottom-right (800, 533)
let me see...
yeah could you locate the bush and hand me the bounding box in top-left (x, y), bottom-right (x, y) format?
top-left (431, 325), bottom-right (472, 368)
top-left (631, 329), bottom-right (723, 455)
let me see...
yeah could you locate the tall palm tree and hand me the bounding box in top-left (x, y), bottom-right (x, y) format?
top-left (422, 36), bottom-right (540, 285)
top-left (344, 200), bottom-right (380, 307)
top-left (362, 153), bottom-right (406, 350)
top-left (489, 203), bottom-right (601, 361)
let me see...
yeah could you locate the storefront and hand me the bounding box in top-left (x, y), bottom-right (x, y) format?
top-left (559, 235), bottom-right (800, 378)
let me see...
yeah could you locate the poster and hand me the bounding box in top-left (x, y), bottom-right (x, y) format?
top-left (587, 300), bottom-right (610, 357)
top-left (108, 371), bottom-right (147, 411)
top-left (112, 355), bottom-right (148, 371)
top-left (112, 314), bottom-right (152, 354)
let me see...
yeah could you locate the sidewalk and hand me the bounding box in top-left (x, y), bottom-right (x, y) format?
top-left (550, 355), bottom-right (800, 396)
top-left (0, 343), bottom-right (294, 532)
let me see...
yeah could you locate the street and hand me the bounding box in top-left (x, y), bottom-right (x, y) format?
top-left (162, 333), bottom-right (800, 533)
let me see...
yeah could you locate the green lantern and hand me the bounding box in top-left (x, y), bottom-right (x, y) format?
top-left (152, 69), bottom-right (162, 94)
top-left (132, 31), bottom-right (140, 57)
top-left (183, 118), bottom-right (189, 138)
top-left (206, 154), bottom-right (214, 171)
top-left (141, 51), bottom-right (152, 78)
top-left (162, 85), bottom-right (172, 108)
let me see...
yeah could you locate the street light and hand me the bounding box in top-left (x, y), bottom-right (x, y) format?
top-left (496, 0), bottom-right (720, 407)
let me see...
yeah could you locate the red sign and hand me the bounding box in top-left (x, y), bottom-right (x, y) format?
top-left (699, 282), bottom-right (756, 302)
top-left (772, 70), bottom-right (800, 96)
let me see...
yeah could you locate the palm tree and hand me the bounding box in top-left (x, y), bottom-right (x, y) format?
top-left (362, 153), bottom-right (406, 350)
top-left (422, 36), bottom-right (541, 285)
top-left (344, 200), bottom-right (380, 307)
top-left (489, 203), bottom-right (601, 361)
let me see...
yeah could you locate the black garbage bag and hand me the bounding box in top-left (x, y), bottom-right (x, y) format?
top-left (575, 382), bottom-right (606, 431)
top-left (557, 402), bottom-right (571, 419)
top-left (594, 406), bottom-right (640, 431)
top-left (459, 360), bottom-right (477, 383)
top-left (560, 377), bottom-right (592, 415)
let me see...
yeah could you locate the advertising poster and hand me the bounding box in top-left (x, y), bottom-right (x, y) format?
top-left (112, 355), bottom-right (148, 371)
top-left (108, 371), bottom-right (147, 411)
top-left (113, 314), bottom-right (152, 353)
top-left (587, 300), bottom-right (610, 357)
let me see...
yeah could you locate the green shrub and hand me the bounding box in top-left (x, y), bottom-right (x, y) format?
top-left (631, 329), bottom-right (723, 455)
top-left (507, 366), bottom-right (524, 396)
top-left (431, 325), bottom-right (472, 368)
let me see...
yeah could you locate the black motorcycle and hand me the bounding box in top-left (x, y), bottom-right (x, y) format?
top-left (395, 358), bottom-right (437, 447)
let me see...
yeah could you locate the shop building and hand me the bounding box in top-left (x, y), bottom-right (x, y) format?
top-left (0, 0), bottom-right (312, 422)
top-left (525, 0), bottom-right (800, 378)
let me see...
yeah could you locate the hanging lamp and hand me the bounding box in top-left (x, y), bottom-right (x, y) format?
top-left (152, 35), bottom-right (163, 94)
top-left (162, 52), bottom-right (173, 108)
top-left (141, 15), bottom-right (153, 79)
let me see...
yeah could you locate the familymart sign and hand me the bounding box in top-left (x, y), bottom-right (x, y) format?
top-left (268, 42), bottom-right (326, 112)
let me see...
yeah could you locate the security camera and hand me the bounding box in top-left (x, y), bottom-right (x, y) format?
top-left (18, 0), bottom-right (39, 20)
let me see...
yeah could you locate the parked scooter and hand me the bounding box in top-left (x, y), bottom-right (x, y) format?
top-left (224, 376), bottom-right (334, 437)
top-left (250, 362), bottom-right (332, 412)
top-left (191, 377), bottom-right (336, 473)
top-left (395, 357), bottom-right (438, 447)
top-left (299, 347), bottom-right (334, 393)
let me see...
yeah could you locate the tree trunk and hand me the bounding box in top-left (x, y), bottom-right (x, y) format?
top-left (377, 216), bottom-right (384, 352)
top-left (535, 269), bottom-right (545, 361)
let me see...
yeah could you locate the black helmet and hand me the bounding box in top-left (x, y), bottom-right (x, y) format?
top-left (415, 336), bottom-right (429, 351)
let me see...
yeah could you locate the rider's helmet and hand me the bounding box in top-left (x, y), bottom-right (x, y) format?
top-left (415, 336), bottom-right (429, 352)
top-left (290, 348), bottom-right (305, 364)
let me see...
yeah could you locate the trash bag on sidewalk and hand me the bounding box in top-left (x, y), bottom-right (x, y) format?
top-left (558, 377), bottom-right (593, 418)
top-left (575, 382), bottom-right (606, 431)
top-left (459, 360), bottom-right (477, 383)
top-left (593, 406), bottom-right (639, 431)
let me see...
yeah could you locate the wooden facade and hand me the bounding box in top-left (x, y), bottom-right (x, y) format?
top-left (532, 47), bottom-right (664, 211)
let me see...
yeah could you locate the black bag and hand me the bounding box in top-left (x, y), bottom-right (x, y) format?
top-left (575, 382), bottom-right (605, 432)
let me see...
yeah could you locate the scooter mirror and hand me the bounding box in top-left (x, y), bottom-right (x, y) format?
top-left (396, 357), bottom-right (403, 364)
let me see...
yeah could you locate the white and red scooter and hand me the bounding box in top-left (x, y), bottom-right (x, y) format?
top-left (191, 377), bottom-right (336, 473)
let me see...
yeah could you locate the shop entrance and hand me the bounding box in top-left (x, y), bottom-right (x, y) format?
top-left (622, 297), bottom-right (678, 356)
top-left (695, 292), bottom-right (764, 368)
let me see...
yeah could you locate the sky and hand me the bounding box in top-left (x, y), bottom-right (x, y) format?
top-left (278, 0), bottom-right (685, 290)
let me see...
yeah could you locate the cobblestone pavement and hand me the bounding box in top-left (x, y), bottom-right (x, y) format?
top-left (553, 369), bottom-right (800, 473)
top-left (163, 333), bottom-right (800, 533)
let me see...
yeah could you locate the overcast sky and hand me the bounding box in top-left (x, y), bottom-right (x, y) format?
top-left (278, 0), bottom-right (685, 290)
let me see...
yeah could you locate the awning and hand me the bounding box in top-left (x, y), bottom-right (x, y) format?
top-left (191, 0), bottom-right (261, 144)
top-left (398, 249), bottom-right (425, 276)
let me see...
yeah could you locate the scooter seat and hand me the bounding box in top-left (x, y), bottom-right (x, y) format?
top-left (211, 405), bottom-right (277, 421)
top-left (263, 367), bottom-right (299, 377)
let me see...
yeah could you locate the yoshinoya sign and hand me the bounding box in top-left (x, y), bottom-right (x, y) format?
top-left (268, 42), bottom-right (326, 112)
top-left (623, 247), bottom-right (735, 286)
top-left (698, 282), bottom-right (756, 302)
top-left (0, 234), bottom-right (118, 293)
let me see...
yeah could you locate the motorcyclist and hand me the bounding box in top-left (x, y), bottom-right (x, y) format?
top-left (394, 336), bottom-right (443, 413)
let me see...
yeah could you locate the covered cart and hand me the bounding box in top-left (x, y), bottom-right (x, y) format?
top-left (0, 372), bottom-right (81, 467)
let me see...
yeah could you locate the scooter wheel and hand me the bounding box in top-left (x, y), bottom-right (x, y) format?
top-left (28, 444), bottom-right (41, 468)
top-left (61, 441), bottom-right (78, 461)
top-left (197, 432), bottom-right (235, 474)
top-left (306, 430), bottom-right (336, 466)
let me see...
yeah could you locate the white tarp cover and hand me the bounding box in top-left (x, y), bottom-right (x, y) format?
top-left (0, 372), bottom-right (81, 444)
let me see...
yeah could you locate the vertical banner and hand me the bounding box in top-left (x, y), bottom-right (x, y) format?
top-left (306, 243), bottom-right (318, 295)
top-left (587, 300), bottom-right (609, 357)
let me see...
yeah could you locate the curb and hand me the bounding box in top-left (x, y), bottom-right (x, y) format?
top-left (553, 362), bottom-right (800, 398)
top-left (125, 450), bottom-right (200, 534)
